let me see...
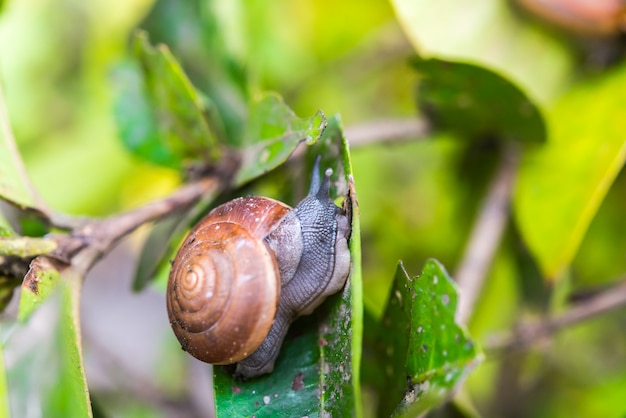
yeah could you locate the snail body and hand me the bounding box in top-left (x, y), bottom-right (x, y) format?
top-left (167, 160), bottom-right (351, 378)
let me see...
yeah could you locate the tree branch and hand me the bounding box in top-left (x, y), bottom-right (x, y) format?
top-left (54, 177), bottom-right (221, 276)
top-left (455, 142), bottom-right (521, 325)
top-left (343, 117), bottom-right (431, 147)
top-left (487, 280), bottom-right (626, 352)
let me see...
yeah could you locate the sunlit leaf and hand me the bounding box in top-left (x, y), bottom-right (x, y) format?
top-left (213, 116), bottom-right (362, 417)
top-left (413, 59), bottom-right (546, 143)
top-left (234, 94), bottom-right (327, 187)
top-left (391, 0), bottom-right (575, 104)
top-left (515, 62), bottom-right (626, 280)
top-left (374, 260), bottom-right (481, 417)
top-left (113, 31), bottom-right (220, 169)
top-left (572, 170), bottom-right (626, 287)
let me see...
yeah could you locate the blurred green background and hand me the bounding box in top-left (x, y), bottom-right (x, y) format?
top-left (2, 0), bottom-right (626, 416)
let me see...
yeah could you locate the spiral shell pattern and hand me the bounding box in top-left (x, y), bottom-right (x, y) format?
top-left (167, 197), bottom-right (291, 364)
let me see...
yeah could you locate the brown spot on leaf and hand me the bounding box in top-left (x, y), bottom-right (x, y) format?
top-left (232, 385), bottom-right (242, 394)
top-left (22, 256), bottom-right (65, 295)
top-left (27, 274), bottom-right (40, 295)
top-left (292, 372), bottom-right (305, 391)
top-left (24, 263), bottom-right (40, 295)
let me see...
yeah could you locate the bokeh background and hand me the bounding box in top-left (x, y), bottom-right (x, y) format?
top-left (2, 0), bottom-right (626, 417)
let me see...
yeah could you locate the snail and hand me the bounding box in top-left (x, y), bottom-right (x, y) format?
top-left (166, 158), bottom-right (351, 378)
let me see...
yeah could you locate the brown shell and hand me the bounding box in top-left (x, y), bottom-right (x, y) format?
top-left (166, 196), bottom-right (292, 364)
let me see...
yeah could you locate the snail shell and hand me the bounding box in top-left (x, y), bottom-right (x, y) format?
top-left (167, 159), bottom-right (351, 378)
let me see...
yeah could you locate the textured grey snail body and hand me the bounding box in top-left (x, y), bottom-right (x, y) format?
top-left (167, 160), bottom-right (351, 378)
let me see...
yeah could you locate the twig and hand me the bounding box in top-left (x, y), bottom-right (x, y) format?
top-left (455, 142), bottom-right (521, 325)
top-left (343, 118), bottom-right (431, 147)
top-left (487, 280), bottom-right (626, 352)
top-left (21, 177), bottom-right (221, 298)
top-left (68, 177), bottom-right (220, 275)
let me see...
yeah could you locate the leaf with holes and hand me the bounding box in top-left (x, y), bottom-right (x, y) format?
top-left (373, 260), bottom-right (481, 417)
top-left (234, 94), bottom-right (327, 187)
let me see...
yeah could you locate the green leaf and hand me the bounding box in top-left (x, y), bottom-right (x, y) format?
top-left (113, 31), bottom-right (220, 169)
top-left (213, 327), bottom-right (322, 417)
top-left (413, 59), bottom-right (546, 143)
top-left (7, 268), bottom-right (92, 417)
top-left (391, 0), bottom-right (575, 104)
top-left (46, 269), bottom-right (92, 417)
top-left (140, 0), bottom-right (248, 145)
top-left (213, 115), bottom-right (362, 417)
top-left (234, 94), bottom-right (328, 187)
top-left (0, 237), bottom-right (57, 258)
top-left (318, 116), bottom-right (362, 417)
top-left (18, 257), bottom-right (62, 322)
top-left (514, 62), bottom-right (626, 280)
top-left (374, 260), bottom-right (481, 417)
top-left (0, 82), bottom-right (39, 209)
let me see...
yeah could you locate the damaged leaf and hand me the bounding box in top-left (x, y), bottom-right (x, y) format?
top-left (374, 260), bottom-right (482, 417)
top-left (18, 256), bottom-right (63, 322)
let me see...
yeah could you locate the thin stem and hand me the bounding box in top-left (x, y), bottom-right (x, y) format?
top-left (67, 177), bottom-right (221, 275)
top-left (84, 177), bottom-right (218, 241)
top-left (344, 118), bottom-right (431, 147)
top-left (0, 81), bottom-right (48, 210)
top-left (455, 143), bottom-right (521, 325)
top-left (487, 280), bottom-right (626, 351)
